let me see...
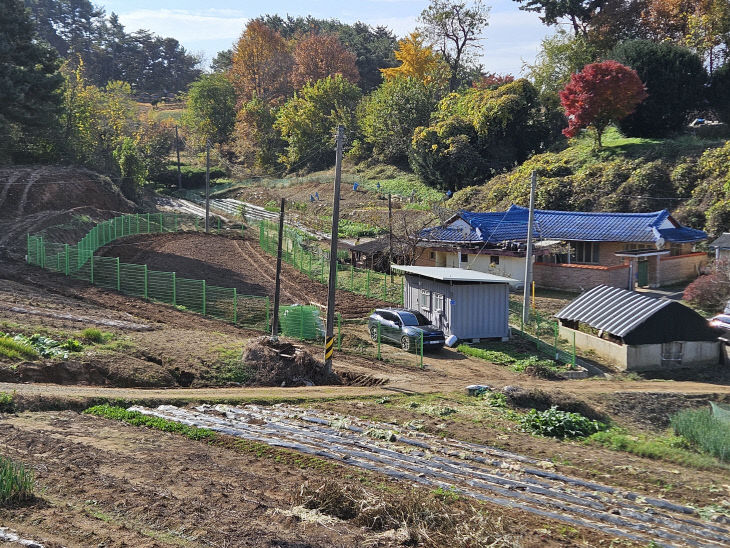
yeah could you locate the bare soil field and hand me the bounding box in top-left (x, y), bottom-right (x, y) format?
top-left (96, 232), bottom-right (390, 318)
top-left (0, 410), bottom-right (651, 548)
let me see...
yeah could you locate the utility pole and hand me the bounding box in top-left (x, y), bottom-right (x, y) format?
top-left (205, 139), bottom-right (210, 233)
top-left (175, 126), bottom-right (182, 191)
top-left (272, 198), bottom-right (285, 338)
top-left (388, 193), bottom-right (393, 281)
top-left (522, 170), bottom-right (537, 325)
top-left (325, 126), bottom-right (344, 373)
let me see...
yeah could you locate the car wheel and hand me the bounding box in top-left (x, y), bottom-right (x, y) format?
top-left (370, 325), bottom-right (378, 341)
top-left (401, 336), bottom-right (412, 352)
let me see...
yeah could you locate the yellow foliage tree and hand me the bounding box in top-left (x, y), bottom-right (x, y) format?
top-left (380, 32), bottom-right (448, 86)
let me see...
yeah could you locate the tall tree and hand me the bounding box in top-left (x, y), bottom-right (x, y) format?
top-left (559, 60), bottom-right (647, 147)
top-left (230, 20), bottom-right (292, 105)
top-left (610, 40), bottom-right (707, 137)
top-left (257, 15), bottom-right (398, 92)
top-left (360, 76), bottom-right (439, 164)
top-left (380, 32), bottom-right (449, 86)
top-left (291, 33), bottom-right (360, 89)
top-left (182, 74), bottom-right (236, 147)
top-left (274, 75), bottom-right (361, 171)
top-left (513, 0), bottom-right (607, 36)
top-left (1, 0), bottom-right (63, 163)
top-left (418, 0), bottom-right (490, 91)
top-left (211, 49), bottom-right (233, 73)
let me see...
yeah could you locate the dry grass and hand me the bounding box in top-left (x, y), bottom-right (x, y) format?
top-left (295, 480), bottom-right (519, 547)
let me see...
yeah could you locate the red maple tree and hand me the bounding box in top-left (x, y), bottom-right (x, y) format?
top-left (559, 60), bottom-right (647, 147)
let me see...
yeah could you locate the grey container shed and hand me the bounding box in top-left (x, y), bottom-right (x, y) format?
top-left (392, 265), bottom-right (515, 341)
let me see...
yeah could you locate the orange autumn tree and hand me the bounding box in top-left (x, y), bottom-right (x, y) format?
top-left (290, 33), bottom-right (359, 89)
top-left (380, 32), bottom-right (449, 86)
top-left (230, 21), bottom-right (292, 105)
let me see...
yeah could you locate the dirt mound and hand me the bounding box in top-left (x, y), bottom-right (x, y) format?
top-left (0, 165), bottom-right (136, 220)
top-left (243, 337), bottom-right (341, 387)
top-left (501, 386), bottom-right (608, 422)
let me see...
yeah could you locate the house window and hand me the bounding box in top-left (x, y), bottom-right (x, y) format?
top-left (490, 255), bottom-right (500, 265)
top-left (433, 292), bottom-right (444, 312)
top-left (461, 253), bottom-right (468, 262)
top-left (419, 289), bottom-right (431, 311)
top-left (573, 241), bottom-right (600, 264)
top-left (430, 251), bottom-right (436, 259)
top-left (670, 244), bottom-right (683, 256)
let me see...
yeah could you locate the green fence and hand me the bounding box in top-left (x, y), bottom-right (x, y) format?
top-left (258, 220), bottom-right (404, 304)
top-left (27, 213), bottom-right (270, 332)
top-left (508, 301), bottom-right (577, 367)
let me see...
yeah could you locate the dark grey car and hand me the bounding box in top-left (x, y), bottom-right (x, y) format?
top-left (367, 308), bottom-right (446, 352)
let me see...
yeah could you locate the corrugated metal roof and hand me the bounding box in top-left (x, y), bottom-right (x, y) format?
top-left (555, 285), bottom-right (673, 338)
top-left (391, 265), bottom-right (517, 283)
top-left (710, 233), bottom-right (730, 249)
top-left (422, 205), bottom-right (707, 244)
top-left (418, 227), bottom-right (483, 243)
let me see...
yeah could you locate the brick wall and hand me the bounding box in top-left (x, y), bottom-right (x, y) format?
top-left (534, 262), bottom-right (630, 291)
top-left (659, 252), bottom-right (708, 285)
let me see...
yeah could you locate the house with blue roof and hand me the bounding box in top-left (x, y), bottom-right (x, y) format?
top-left (416, 205), bottom-right (708, 291)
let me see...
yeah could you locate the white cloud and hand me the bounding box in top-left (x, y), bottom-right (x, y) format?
top-left (118, 9), bottom-right (249, 42)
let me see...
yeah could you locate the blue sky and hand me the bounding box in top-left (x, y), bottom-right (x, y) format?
top-left (99, 0), bottom-right (552, 76)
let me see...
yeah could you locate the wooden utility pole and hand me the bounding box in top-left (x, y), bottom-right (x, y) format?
top-left (204, 140), bottom-right (210, 233)
top-left (522, 170), bottom-right (537, 325)
top-left (175, 126), bottom-right (182, 191)
top-left (324, 126), bottom-right (344, 373)
top-left (272, 198), bottom-right (285, 338)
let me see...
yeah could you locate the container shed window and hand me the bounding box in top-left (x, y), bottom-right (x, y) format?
top-left (433, 292), bottom-right (444, 312)
top-left (490, 255), bottom-right (500, 265)
top-left (461, 253), bottom-right (468, 262)
top-left (419, 289), bottom-right (431, 311)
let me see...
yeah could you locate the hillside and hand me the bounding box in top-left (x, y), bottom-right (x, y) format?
top-left (449, 128), bottom-right (730, 236)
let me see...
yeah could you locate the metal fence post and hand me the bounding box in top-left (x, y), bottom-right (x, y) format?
top-left (90, 255), bottom-right (94, 285)
top-left (143, 264), bottom-right (148, 300)
top-left (233, 288), bottom-right (237, 324)
top-left (400, 277), bottom-right (404, 306)
top-left (350, 264), bottom-right (354, 292)
top-left (26, 234), bottom-right (30, 263)
top-left (64, 244), bottom-right (69, 276)
top-left (420, 331), bottom-right (424, 369)
top-left (159, 213), bottom-right (164, 232)
top-left (377, 323), bottom-right (381, 360)
top-left (266, 296), bottom-right (270, 333)
top-left (174, 214), bottom-right (178, 232)
top-left (172, 272), bottom-right (176, 306)
top-left (366, 270), bottom-right (370, 298)
top-left (202, 280), bottom-right (206, 315)
top-left (383, 272), bottom-right (386, 300)
top-left (116, 257), bottom-right (120, 292)
top-left (554, 322), bottom-right (559, 360)
top-left (300, 306), bottom-right (304, 340)
top-left (572, 331), bottom-right (576, 368)
top-left (146, 213), bottom-right (150, 234)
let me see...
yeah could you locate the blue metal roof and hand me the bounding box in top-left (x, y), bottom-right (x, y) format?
top-left (422, 205), bottom-right (707, 244)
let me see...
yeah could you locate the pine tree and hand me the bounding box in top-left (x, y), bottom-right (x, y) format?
top-left (0, 0), bottom-right (63, 163)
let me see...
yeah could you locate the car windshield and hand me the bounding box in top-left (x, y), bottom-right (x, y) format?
top-left (399, 311), bottom-right (431, 326)
top-left (713, 315), bottom-right (730, 323)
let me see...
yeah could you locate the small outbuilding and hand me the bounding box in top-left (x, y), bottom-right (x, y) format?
top-left (709, 233), bottom-right (730, 262)
top-left (555, 285), bottom-right (721, 371)
top-left (392, 265), bottom-right (515, 342)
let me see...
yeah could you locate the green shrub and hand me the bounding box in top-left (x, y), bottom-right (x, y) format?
top-left (519, 406), bottom-right (605, 439)
top-left (0, 392), bottom-right (15, 413)
top-left (153, 165), bottom-right (226, 189)
top-left (671, 408), bottom-right (730, 462)
top-left (0, 336), bottom-right (39, 360)
top-left (84, 404), bottom-right (216, 441)
top-left (80, 328), bottom-right (106, 343)
top-left (0, 456), bottom-right (34, 505)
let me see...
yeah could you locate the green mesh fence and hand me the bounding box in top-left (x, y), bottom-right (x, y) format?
top-left (279, 305), bottom-right (323, 341)
top-left (711, 402), bottom-right (730, 424)
top-left (508, 300), bottom-right (577, 367)
top-left (258, 220), bottom-right (404, 304)
top-left (26, 213), bottom-right (271, 333)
